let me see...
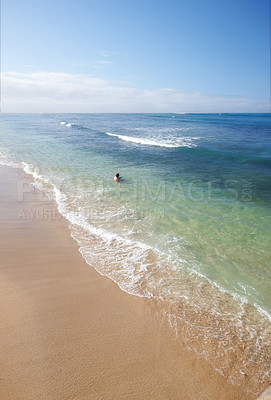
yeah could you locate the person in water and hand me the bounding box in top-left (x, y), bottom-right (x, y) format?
top-left (114, 173), bottom-right (123, 182)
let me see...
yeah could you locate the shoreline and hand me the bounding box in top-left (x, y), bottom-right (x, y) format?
top-left (0, 164), bottom-right (262, 399)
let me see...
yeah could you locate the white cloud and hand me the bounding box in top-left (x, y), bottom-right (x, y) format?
top-left (1, 71), bottom-right (269, 113)
top-left (97, 50), bottom-right (110, 58)
top-left (92, 59), bottom-right (114, 68)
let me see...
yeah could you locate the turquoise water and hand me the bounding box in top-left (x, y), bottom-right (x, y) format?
top-left (0, 113), bottom-right (270, 387)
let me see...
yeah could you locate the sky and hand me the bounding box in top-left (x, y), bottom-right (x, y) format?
top-left (1, 0), bottom-right (270, 113)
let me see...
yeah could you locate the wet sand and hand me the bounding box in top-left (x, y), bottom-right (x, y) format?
top-left (0, 165), bottom-right (256, 399)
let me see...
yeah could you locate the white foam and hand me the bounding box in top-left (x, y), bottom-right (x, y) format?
top-left (0, 150), bottom-right (21, 168)
top-left (105, 132), bottom-right (198, 148)
top-left (254, 304), bottom-right (271, 321)
top-left (22, 162), bottom-right (44, 180)
top-left (60, 122), bottom-right (74, 127)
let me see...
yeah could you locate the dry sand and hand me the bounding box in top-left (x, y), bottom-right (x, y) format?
top-left (0, 165), bottom-right (257, 399)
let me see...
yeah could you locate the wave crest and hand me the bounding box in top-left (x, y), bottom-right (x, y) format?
top-left (105, 132), bottom-right (198, 148)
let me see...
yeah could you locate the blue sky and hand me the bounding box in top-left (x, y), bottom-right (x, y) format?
top-left (1, 0), bottom-right (270, 112)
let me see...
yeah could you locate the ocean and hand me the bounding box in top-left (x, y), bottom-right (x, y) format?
top-left (0, 113), bottom-right (270, 390)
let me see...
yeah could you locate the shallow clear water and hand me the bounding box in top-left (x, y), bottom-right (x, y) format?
top-left (1, 113), bottom-right (270, 388)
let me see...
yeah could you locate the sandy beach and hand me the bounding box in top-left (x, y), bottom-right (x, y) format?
top-left (0, 164), bottom-right (258, 400)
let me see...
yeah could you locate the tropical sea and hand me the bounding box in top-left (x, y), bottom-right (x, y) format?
top-left (0, 113), bottom-right (270, 391)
